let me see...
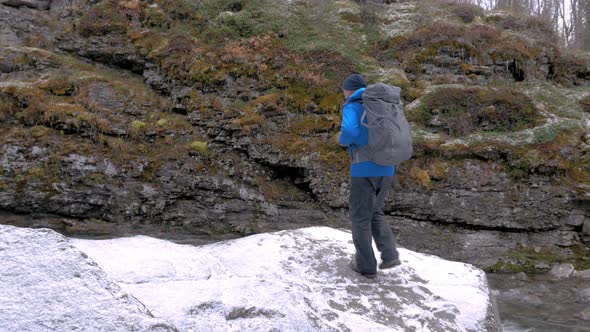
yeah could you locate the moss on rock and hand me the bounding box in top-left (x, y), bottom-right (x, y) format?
top-left (487, 244), bottom-right (590, 273)
top-left (189, 141), bottom-right (208, 154)
top-left (378, 20), bottom-right (562, 82)
top-left (408, 86), bottom-right (541, 136)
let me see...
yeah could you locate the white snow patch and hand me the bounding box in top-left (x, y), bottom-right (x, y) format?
top-left (0, 225), bottom-right (176, 332)
top-left (72, 227), bottom-right (496, 332)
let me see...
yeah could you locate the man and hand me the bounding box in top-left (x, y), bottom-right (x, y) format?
top-left (338, 74), bottom-right (401, 279)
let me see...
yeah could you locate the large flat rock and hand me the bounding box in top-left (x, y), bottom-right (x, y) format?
top-left (0, 225), bottom-right (177, 332)
top-left (72, 227), bottom-right (501, 331)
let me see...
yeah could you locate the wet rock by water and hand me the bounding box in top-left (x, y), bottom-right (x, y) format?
top-left (488, 273), bottom-right (590, 331)
top-left (549, 263), bottom-right (576, 280)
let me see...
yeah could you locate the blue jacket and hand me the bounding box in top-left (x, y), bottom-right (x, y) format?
top-left (339, 88), bottom-right (395, 178)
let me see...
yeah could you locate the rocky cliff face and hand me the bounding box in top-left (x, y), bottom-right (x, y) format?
top-left (0, 0), bottom-right (589, 271)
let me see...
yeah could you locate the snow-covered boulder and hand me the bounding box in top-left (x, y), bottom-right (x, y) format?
top-left (0, 225), bottom-right (177, 332)
top-left (72, 227), bottom-right (501, 332)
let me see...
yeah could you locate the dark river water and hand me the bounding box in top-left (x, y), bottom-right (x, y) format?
top-left (488, 273), bottom-right (590, 332)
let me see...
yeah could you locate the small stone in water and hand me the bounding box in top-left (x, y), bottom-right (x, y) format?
top-left (575, 308), bottom-right (590, 321)
top-left (548, 263), bottom-right (575, 280)
top-left (534, 261), bottom-right (550, 271)
top-left (579, 288), bottom-right (590, 303)
top-left (513, 272), bottom-right (528, 282)
top-left (523, 294), bottom-right (542, 305)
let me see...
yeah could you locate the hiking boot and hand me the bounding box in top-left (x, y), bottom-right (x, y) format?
top-left (379, 259), bottom-right (401, 270)
top-left (350, 255), bottom-right (377, 279)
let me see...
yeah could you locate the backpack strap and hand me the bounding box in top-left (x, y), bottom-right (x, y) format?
top-left (360, 109), bottom-right (367, 128)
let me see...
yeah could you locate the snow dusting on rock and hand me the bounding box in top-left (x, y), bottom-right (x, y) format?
top-left (71, 227), bottom-right (500, 332)
top-left (0, 225), bottom-right (177, 332)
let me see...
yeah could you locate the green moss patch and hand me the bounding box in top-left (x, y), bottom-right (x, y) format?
top-left (124, 0), bottom-right (374, 63)
top-left (189, 141), bottom-right (208, 154)
top-left (487, 244), bottom-right (590, 273)
top-left (408, 86), bottom-right (541, 136)
top-left (531, 120), bottom-right (581, 144)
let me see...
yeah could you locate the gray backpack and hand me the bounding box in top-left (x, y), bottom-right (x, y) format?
top-left (352, 83), bottom-right (413, 166)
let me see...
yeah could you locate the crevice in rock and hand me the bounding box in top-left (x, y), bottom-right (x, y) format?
top-left (546, 63), bottom-right (556, 80)
top-left (387, 212), bottom-right (550, 233)
top-left (225, 2), bottom-right (243, 12)
top-left (1, 0), bottom-right (50, 10)
top-left (572, 198), bottom-right (590, 210)
top-left (74, 50), bottom-right (146, 75)
top-left (508, 59), bottom-right (526, 82)
top-left (577, 70), bottom-right (590, 80)
top-left (264, 163), bottom-right (317, 201)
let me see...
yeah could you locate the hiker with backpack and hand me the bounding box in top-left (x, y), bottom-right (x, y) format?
top-left (338, 74), bottom-right (413, 279)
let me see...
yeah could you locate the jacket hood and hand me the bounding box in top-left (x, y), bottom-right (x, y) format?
top-left (346, 87), bottom-right (365, 104)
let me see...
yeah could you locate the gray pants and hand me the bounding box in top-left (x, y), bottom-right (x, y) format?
top-left (350, 176), bottom-right (399, 274)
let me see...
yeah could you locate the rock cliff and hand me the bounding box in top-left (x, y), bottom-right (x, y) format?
top-left (0, 0), bottom-right (589, 271)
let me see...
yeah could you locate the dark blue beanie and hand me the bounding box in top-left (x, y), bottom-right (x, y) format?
top-left (342, 74), bottom-right (367, 91)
